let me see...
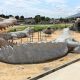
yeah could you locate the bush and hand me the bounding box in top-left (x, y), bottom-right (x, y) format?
top-left (7, 24), bottom-right (73, 32)
top-left (33, 26), bottom-right (48, 32)
top-left (7, 26), bottom-right (27, 32)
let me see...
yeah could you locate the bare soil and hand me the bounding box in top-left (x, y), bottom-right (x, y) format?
top-left (0, 28), bottom-right (80, 80)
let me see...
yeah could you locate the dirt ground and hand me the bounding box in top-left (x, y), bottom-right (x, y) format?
top-left (0, 53), bottom-right (80, 80)
top-left (9, 30), bottom-right (62, 44)
top-left (0, 28), bottom-right (80, 80)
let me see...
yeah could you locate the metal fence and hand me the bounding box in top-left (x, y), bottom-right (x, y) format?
top-left (8, 31), bottom-right (51, 45)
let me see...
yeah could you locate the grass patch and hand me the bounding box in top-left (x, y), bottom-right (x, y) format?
top-left (7, 23), bottom-right (73, 32)
top-left (33, 26), bottom-right (48, 32)
top-left (8, 26), bottom-right (27, 32)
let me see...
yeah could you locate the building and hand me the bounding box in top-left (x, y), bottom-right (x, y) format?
top-left (49, 18), bottom-right (54, 24)
top-left (25, 18), bottom-right (35, 24)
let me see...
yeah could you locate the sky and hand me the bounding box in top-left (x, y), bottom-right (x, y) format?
top-left (0, 0), bottom-right (80, 18)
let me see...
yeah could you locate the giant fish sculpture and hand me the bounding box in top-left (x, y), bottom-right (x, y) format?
top-left (0, 28), bottom-right (79, 64)
top-left (8, 27), bottom-right (33, 39)
top-left (0, 17), bottom-right (17, 30)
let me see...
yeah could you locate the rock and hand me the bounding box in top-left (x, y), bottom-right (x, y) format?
top-left (70, 18), bottom-right (80, 31)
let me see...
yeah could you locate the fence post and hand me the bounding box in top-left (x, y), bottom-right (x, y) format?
top-left (38, 31), bottom-right (40, 42)
top-left (21, 38), bottom-right (22, 43)
top-left (12, 38), bottom-right (13, 43)
top-left (40, 31), bottom-right (42, 41)
top-left (32, 32), bottom-right (33, 42)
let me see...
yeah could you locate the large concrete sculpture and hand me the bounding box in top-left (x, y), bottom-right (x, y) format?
top-left (0, 28), bottom-right (80, 64)
top-left (0, 38), bottom-right (8, 47)
top-left (0, 42), bottom-right (68, 64)
top-left (8, 27), bottom-right (33, 39)
top-left (53, 28), bottom-right (80, 52)
top-left (2, 27), bottom-right (33, 40)
top-left (0, 17), bottom-right (17, 30)
top-left (70, 18), bottom-right (80, 31)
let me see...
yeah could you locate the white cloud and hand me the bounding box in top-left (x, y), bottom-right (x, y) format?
top-left (45, 0), bottom-right (66, 4)
top-left (0, 0), bottom-right (76, 18)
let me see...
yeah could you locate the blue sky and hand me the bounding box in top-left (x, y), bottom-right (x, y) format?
top-left (0, 0), bottom-right (80, 18)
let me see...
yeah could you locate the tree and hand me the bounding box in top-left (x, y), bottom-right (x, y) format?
top-left (45, 17), bottom-right (50, 21)
top-left (41, 16), bottom-right (45, 21)
top-left (15, 15), bottom-right (19, 20)
top-left (0, 14), bottom-right (6, 18)
top-left (9, 15), bottom-right (13, 17)
top-left (64, 18), bottom-right (69, 23)
top-left (59, 17), bottom-right (64, 23)
top-left (20, 15), bottom-right (24, 20)
top-left (5, 15), bottom-right (9, 18)
top-left (34, 15), bottom-right (41, 23)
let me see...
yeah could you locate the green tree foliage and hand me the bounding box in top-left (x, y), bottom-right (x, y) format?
top-left (45, 17), bottom-right (50, 21)
top-left (34, 15), bottom-right (51, 23)
top-left (34, 15), bottom-right (41, 23)
top-left (15, 15), bottom-right (19, 20)
top-left (5, 15), bottom-right (9, 18)
top-left (41, 16), bottom-right (45, 21)
top-left (59, 17), bottom-right (64, 23)
top-left (20, 15), bottom-right (24, 20)
top-left (0, 14), bottom-right (6, 18)
top-left (9, 15), bottom-right (13, 17)
top-left (0, 14), bottom-right (13, 18)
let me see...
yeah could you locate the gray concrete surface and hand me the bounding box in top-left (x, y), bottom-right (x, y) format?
top-left (39, 61), bottom-right (80, 80)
